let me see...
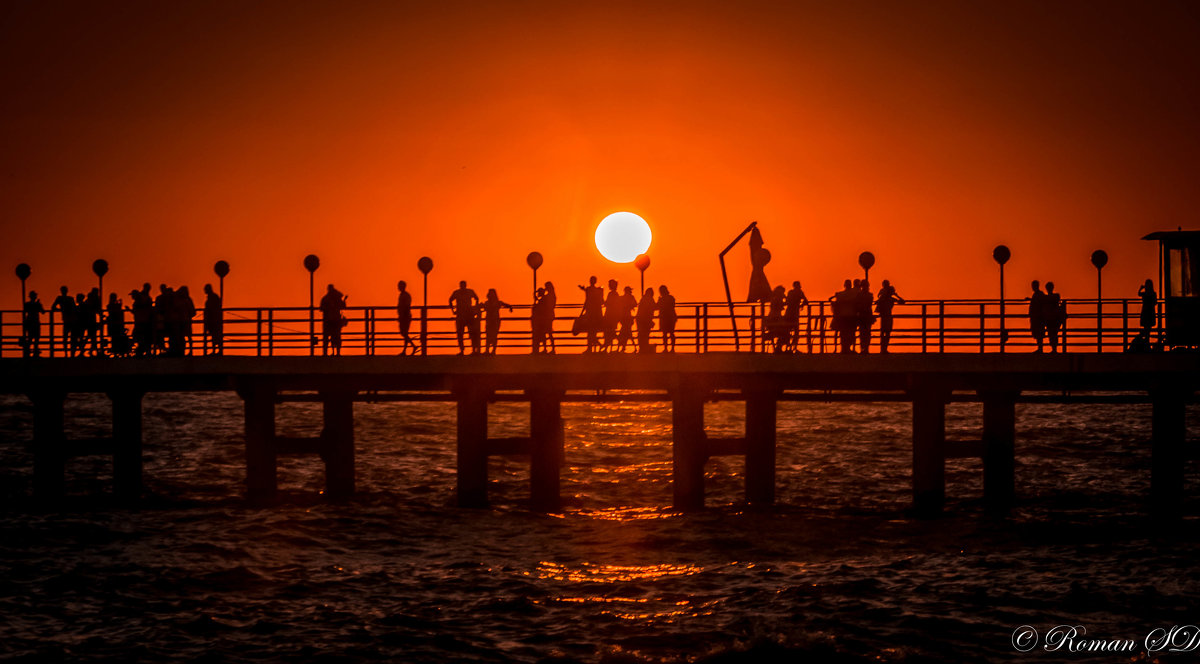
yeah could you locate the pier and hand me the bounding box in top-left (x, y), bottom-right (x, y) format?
top-left (2, 352), bottom-right (1195, 516)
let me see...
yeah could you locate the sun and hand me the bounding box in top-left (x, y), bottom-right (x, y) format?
top-left (595, 211), bottom-right (652, 263)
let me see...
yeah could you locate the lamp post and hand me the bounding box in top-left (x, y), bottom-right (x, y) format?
top-left (304, 254), bottom-right (320, 355)
top-left (993, 245), bottom-right (1011, 352)
top-left (92, 259), bottom-right (109, 353)
top-left (15, 263), bottom-right (30, 307)
top-left (526, 252), bottom-right (543, 302)
top-left (417, 256), bottom-right (433, 356)
top-left (214, 260), bottom-right (230, 303)
top-left (634, 254), bottom-right (650, 294)
top-left (1091, 250), bottom-right (1108, 352)
top-left (857, 251), bottom-right (875, 282)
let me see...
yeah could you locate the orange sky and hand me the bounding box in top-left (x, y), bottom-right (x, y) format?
top-left (2, 1), bottom-right (1198, 309)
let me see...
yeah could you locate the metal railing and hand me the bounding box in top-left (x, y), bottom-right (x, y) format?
top-left (0, 298), bottom-right (1162, 358)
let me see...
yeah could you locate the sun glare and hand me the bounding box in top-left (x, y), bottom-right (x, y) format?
top-left (595, 212), bottom-right (652, 263)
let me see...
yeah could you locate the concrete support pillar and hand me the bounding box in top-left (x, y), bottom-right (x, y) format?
top-left (241, 383), bottom-right (277, 502)
top-left (456, 384), bottom-right (489, 508)
top-left (912, 384), bottom-right (948, 516)
top-left (32, 390), bottom-right (66, 502)
top-left (672, 384), bottom-right (707, 511)
top-left (1151, 387), bottom-right (1187, 515)
top-left (981, 390), bottom-right (1017, 512)
top-left (744, 389), bottom-right (777, 506)
top-left (110, 391), bottom-right (145, 502)
top-left (529, 387), bottom-right (563, 512)
top-left (320, 390), bottom-right (355, 500)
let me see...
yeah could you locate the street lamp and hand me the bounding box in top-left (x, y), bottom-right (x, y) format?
top-left (1091, 250), bottom-right (1108, 352)
top-left (526, 252), bottom-right (543, 302)
top-left (304, 254), bottom-right (320, 355)
top-left (858, 251), bottom-right (875, 282)
top-left (15, 263), bottom-right (30, 307)
top-left (634, 254), bottom-right (651, 294)
top-left (993, 245), bottom-right (1011, 352)
top-left (214, 260), bottom-right (230, 303)
top-left (417, 256), bottom-right (433, 356)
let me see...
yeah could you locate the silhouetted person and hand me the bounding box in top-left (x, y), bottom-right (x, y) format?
top-left (532, 287), bottom-right (549, 353)
top-left (542, 282), bottom-right (557, 353)
top-left (21, 291), bottom-right (44, 357)
top-left (575, 276), bottom-right (604, 352)
top-left (449, 280), bottom-right (480, 355)
top-left (766, 285), bottom-right (787, 353)
top-left (617, 286), bottom-right (636, 352)
top-left (784, 281), bottom-right (808, 352)
top-left (203, 284), bottom-right (223, 355)
top-left (396, 280), bottom-right (415, 355)
top-left (1138, 279), bottom-right (1157, 337)
top-left (830, 280), bottom-right (857, 354)
top-left (1044, 282), bottom-right (1064, 353)
top-left (82, 288), bottom-right (102, 356)
top-left (320, 284), bottom-right (348, 355)
top-left (154, 285), bottom-right (174, 354)
top-left (175, 285), bottom-right (196, 356)
top-left (636, 287), bottom-right (657, 353)
top-left (603, 279), bottom-right (621, 351)
top-left (51, 286), bottom-right (75, 356)
top-left (658, 285), bottom-right (677, 353)
top-left (1027, 280), bottom-right (1047, 352)
top-left (482, 288), bottom-right (513, 355)
top-left (856, 280), bottom-right (875, 354)
top-left (71, 293), bottom-right (87, 356)
top-left (106, 293), bottom-right (131, 357)
top-left (131, 287), bottom-right (153, 356)
top-left (875, 279), bottom-right (905, 354)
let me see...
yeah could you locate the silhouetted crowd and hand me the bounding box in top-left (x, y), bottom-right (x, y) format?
top-left (20, 283), bottom-right (223, 358)
top-left (825, 278), bottom-right (906, 354)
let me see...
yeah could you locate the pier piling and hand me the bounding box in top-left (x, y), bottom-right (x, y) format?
top-left (912, 383), bottom-right (949, 516)
top-left (241, 383), bottom-right (278, 502)
top-left (981, 390), bottom-right (1018, 512)
top-left (672, 384), bottom-right (707, 511)
top-left (1150, 386), bottom-right (1188, 515)
top-left (32, 390), bottom-right (66, 502)
top-left (744, 388), bottom-right (777, 506)
top-left (321, 390), bottom-right (355, 499)
top-left (529, 387), bottom-right (563, 512)
top-left (456, 383), bottom-right (490, 508)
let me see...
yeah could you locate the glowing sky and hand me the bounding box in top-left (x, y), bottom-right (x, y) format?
top-left (2, 1), bottom-right (1197, 308)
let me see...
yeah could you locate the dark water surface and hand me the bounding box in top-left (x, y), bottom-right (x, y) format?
top-left (1, 393), bottom-right (1198, 662)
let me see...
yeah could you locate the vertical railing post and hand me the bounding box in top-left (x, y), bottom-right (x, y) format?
top-left (703, 303), bottom-right (709, 352)
top-left (921, 303), bottom-right (928, 353)
top-left (256, 310), bottom-right (263, 357)
top-left (267, 309), bottom-right (274, 356)
top-left (749, 305), bottom-right (757, 353)
top-left (979, 303), bottom-right (985, 353)
top-left (420, 306), bottom-right (428, 356)
top-left (938, 302), bottom-right (946, 353)
top-left (1122, 300), bottom-right (1129, 350)
top-left (694, 305), bottom-right (701, 353)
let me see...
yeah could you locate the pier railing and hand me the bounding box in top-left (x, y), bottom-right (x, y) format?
top-left (0, 298), bottom-right (1161, 357)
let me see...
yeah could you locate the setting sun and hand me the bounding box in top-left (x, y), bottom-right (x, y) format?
top-left (595, 211), bottom-right (652, 263)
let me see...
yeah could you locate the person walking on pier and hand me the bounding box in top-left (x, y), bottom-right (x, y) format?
top-left (875, 279), bottom-right (905, 353)
top-left (784, 281), bottom-right (808, 352)
top-left (1027, 280), bottom-right (1047, 352)
top-left (575, 276), bottom-right (604, 352)
top-left (636, 287), bottom-right (657, 353)
top-left (82, 288), bottom-right (102, 356)
top-left (482, 288), bottom-right (513, 355)
top-left (658, 285), bottom-right (677, 353)
top-left (51, 286), bottom-right (75, 356)
top-left (856, 280), bottom-right (876, 354)
top-left (203, 284), bottom-right (223, 355)
top-left (154, 285), bottom-right (174, 354)
top-left (396, 280), bottom-right (415, 355)
top-left (542, 281), bottom-right (558, 353)
top-left (1138, 279), bottom-right (1157, 341)
top-left (21, 291), bottom-right (44, 357)
top-left (603, 279), bottom-right (620, 352)
top-left (449, 281), bottom-right (481, 355)
top-left (175, 286), bottom-right (196, 356)
top-left (71, 293), bottom-right (87, 356)
top-left (1044, 282), bottom-right (1064, 353)
top-left (830, 279), bottom-right (857, 354)
top-left (617, 286), bottom-right (636, 352)
top-left (106, 293), bottom-right (131, 357)
top-left (320, 284), bottom-right (349, 355)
